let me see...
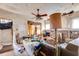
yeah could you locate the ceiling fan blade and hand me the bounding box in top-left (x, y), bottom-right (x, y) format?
top-left (62, 10), bottom-right (74, 16)
top-left (32, 13), bottom-right (37, 16)
top-left (40, 14), bottom-right (47, 17)
top-left (68, 10), bottom-right (74, 14)
top-left (62, 13), bottom-right (67, 16)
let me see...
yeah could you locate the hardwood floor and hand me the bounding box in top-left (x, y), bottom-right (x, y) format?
top-left (0, 45), bottom-right (13, 53)
top-left (0, 44), bottom-right (29, 56)
top-left (0, 50), bottom-right (14, 56)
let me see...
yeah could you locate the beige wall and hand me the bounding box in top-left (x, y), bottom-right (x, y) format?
top-left (0, 9), bottom-right (28, 44)
top-left (61, 16), bottom-right (72, 29)
top-left (61, 12), bottom-right (79, 29)
top-left (0, 8), bottom-right (28, 35)
top-left (0, 29), bottom-right (12, 45)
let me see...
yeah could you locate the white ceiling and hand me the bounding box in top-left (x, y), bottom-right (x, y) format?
top-left (0, 3), bottom-right (79, 20)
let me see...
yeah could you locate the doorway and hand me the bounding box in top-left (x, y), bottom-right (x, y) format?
top-left (27, 21), bottom-right (41, 36)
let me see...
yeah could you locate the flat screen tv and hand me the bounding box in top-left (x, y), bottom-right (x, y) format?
top-left (0, 22), bottom-right (12, 30)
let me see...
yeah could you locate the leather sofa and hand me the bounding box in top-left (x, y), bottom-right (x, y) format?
top-left (59, 43), bottom-right (79, 56)
top-left (35, 43), bottom-right (79, 56)
top-left (35, 44), bottom-right (56, 56)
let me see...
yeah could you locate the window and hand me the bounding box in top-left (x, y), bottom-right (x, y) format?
top-left (42, 20), bottom-right (51, 30)
top-left (72, 18), bottom-right (79, 29)
top-left (37, 25), bottom-right (41, 34)
top-left (46, 23), bottom-right (50, 30)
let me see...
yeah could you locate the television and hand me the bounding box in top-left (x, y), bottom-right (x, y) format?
top-left (0, 22), bottom-right (13, 30)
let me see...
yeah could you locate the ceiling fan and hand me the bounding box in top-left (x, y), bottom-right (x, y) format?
top-left (32, 9), bottom-right (47, 20)
top-left (62, 10), bottom-right (74, 16)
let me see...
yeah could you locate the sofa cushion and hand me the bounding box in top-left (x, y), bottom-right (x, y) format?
top-left (66, 43), bottom-right (79, 55)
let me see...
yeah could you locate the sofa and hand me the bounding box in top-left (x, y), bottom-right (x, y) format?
top-left (59, 43), bottom-right (79, 56)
